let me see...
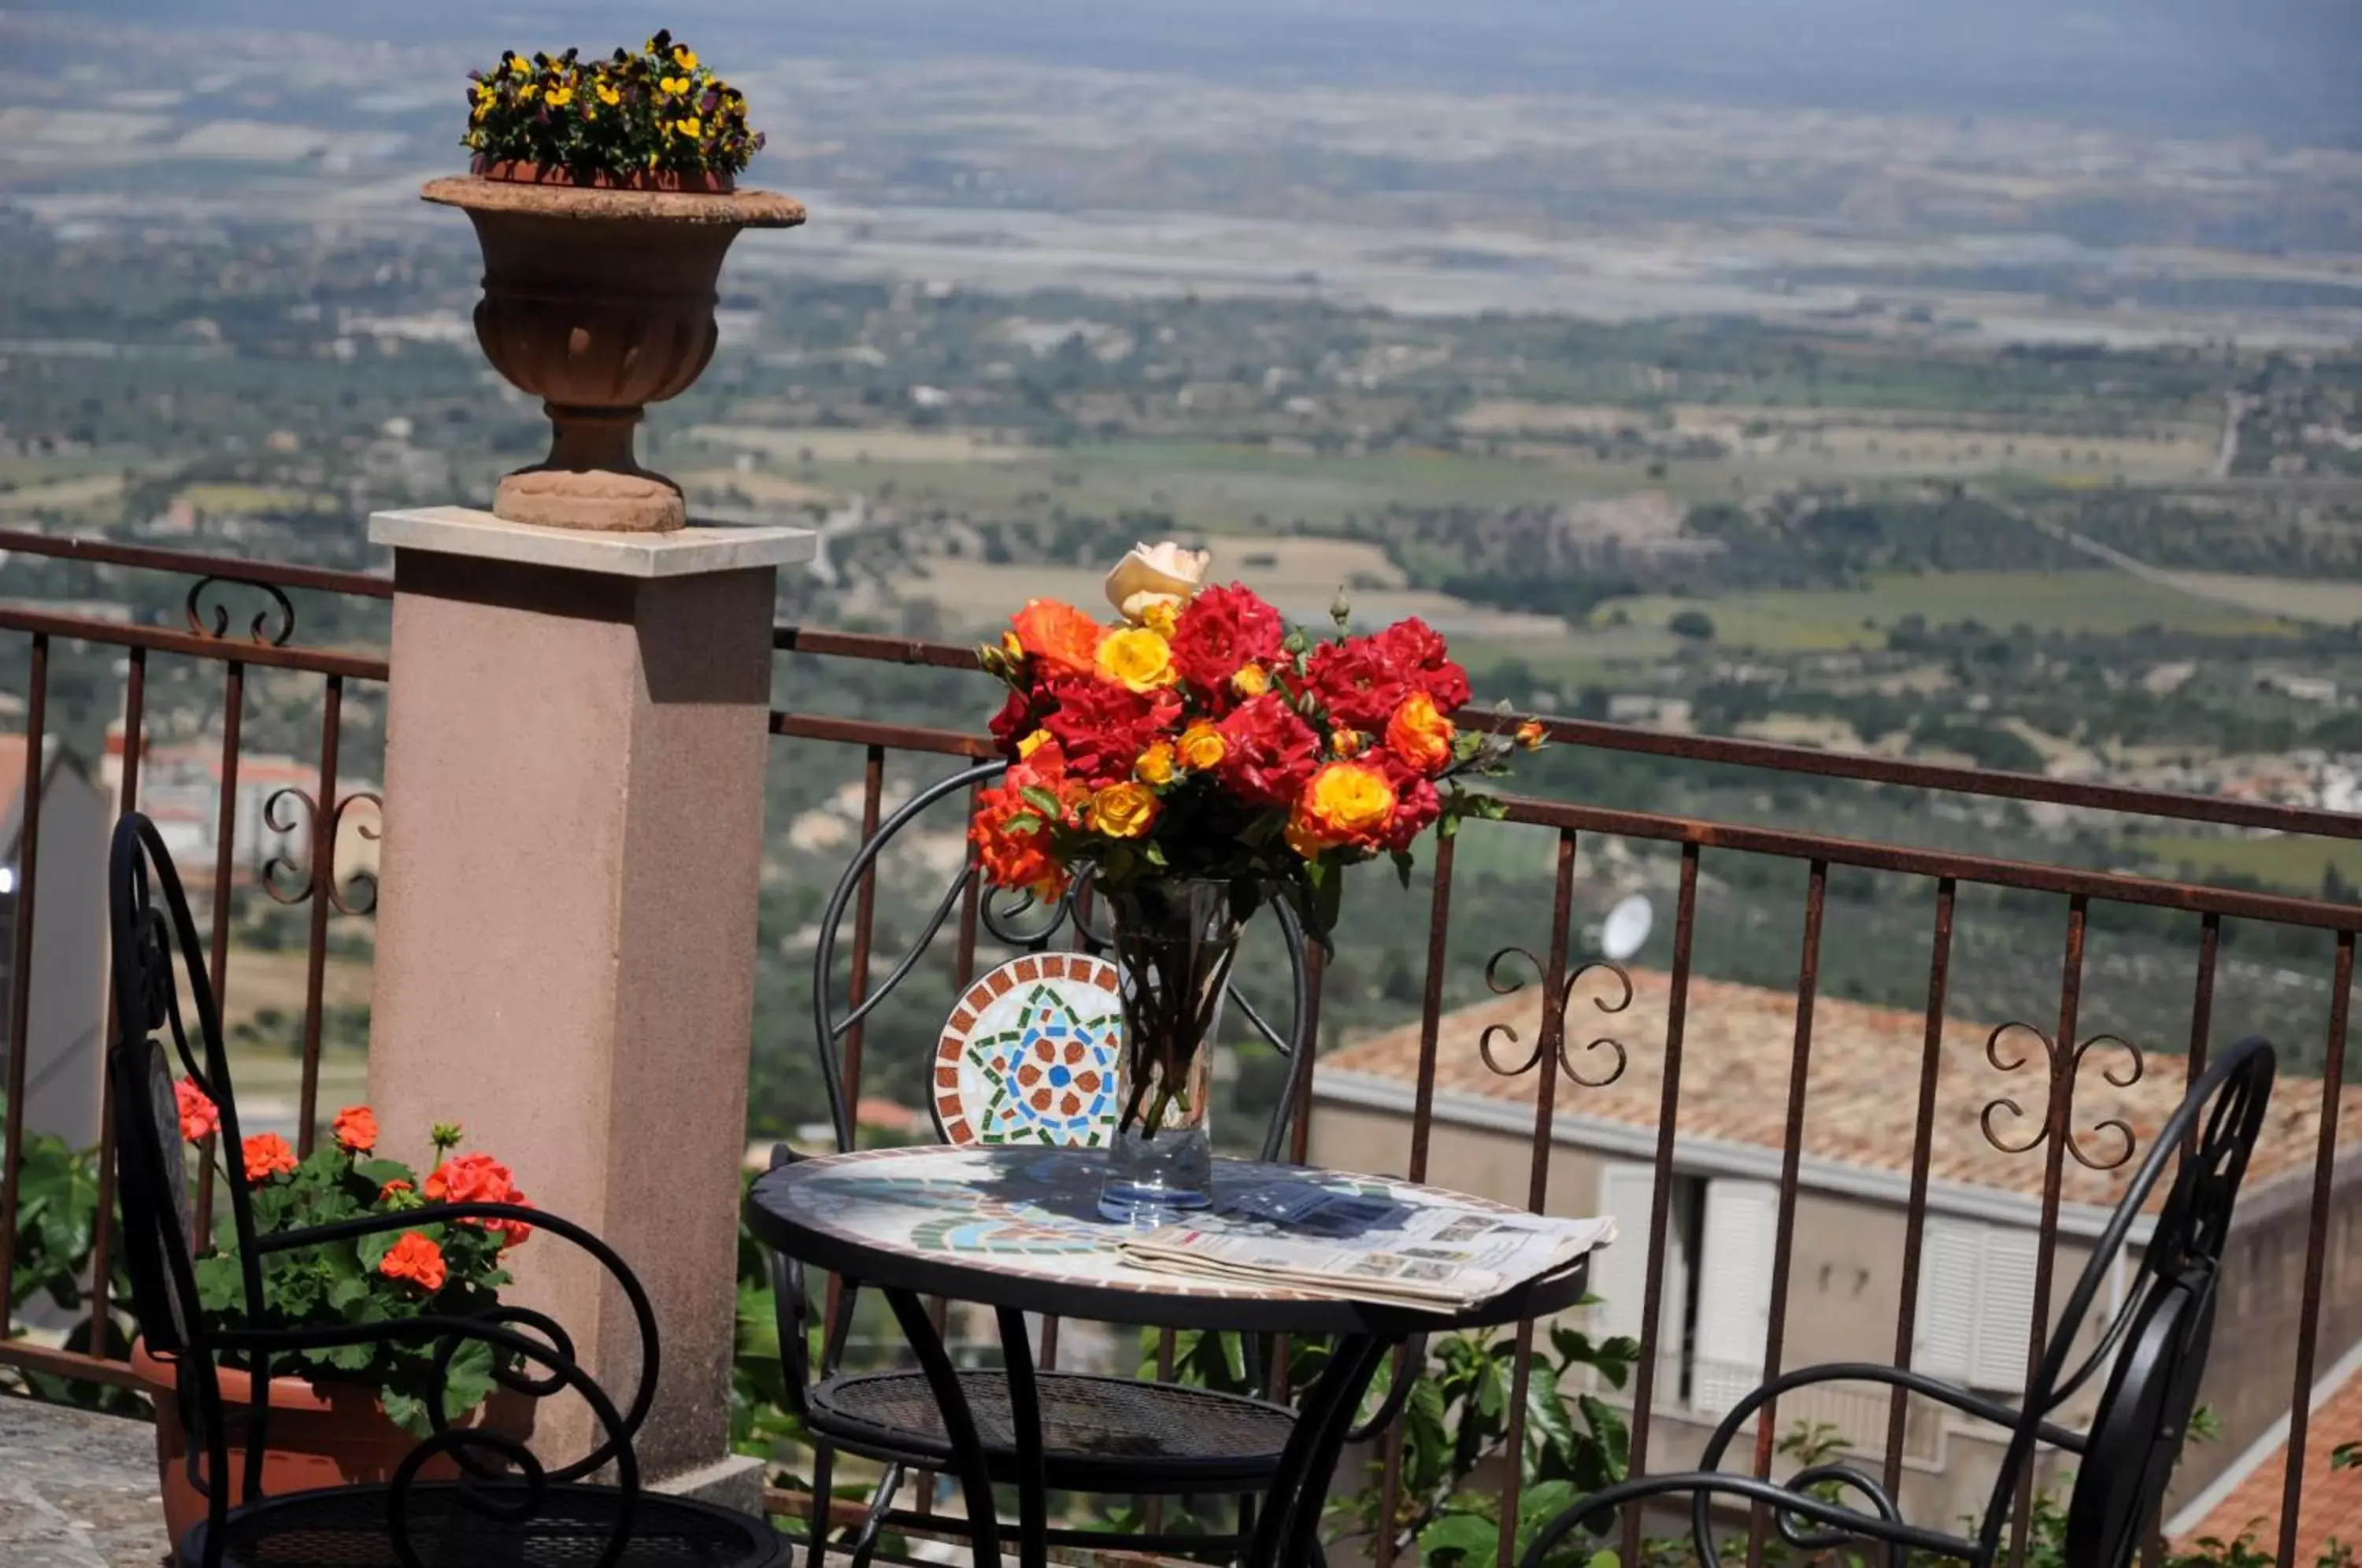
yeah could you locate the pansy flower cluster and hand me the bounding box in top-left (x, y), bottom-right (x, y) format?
top-left (462, 31), bottom-right (765, 181)
top-left (971, 542), bottom-right (1542, 943)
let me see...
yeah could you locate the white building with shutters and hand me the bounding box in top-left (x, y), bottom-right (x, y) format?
top-left (1307, 964), bottom-right (2362, 1537)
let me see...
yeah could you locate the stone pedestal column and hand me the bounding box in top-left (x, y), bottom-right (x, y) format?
top-left (364, 507), bottom-right (812, 1488)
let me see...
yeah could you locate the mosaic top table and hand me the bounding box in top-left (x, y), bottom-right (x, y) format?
top-left (745, 1143), bottom-right (1594, 1568)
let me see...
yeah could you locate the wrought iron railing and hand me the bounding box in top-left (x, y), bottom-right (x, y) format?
top-left (0, 537), bottom-right (2356, 1568)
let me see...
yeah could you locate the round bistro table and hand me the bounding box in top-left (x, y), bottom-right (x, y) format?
top-left (745, 1143), bottom-right (1594, 1568)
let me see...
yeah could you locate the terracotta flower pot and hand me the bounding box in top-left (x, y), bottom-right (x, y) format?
top-left (132, 1338), bottom-right (536, 1548)
top-left (421, 170), bottom-right (805, 533)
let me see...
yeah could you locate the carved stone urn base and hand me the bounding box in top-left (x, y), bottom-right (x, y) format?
top-left (422, 173), bottom-right (806, 534)
top-left (494, 468), bottom-right (684, 533)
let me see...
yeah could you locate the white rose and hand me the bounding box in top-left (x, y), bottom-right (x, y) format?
top-left (1104, 540), bottom-right (1210, 623)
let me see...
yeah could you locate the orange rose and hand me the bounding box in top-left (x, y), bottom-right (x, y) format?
top-left (1010, 600), bottom-right (1105, 679)
top-left (1515, 719), bottom-right (1547, 750)
top-left (970, 782), bottom-right (1071, 901)
top-left (1231, 664), bottom-right (1271, 699)
top-left (1287, 760), bottom-right (1398, 856)
top-left (379, 1232), bottom-right (447, 1292)
top-left (1330, 729), bottom-right (1365, 758)
top-left (176, 1078), bottom-right (220, 1144)
top-left (1384, 691), bottom-right (1456, 775)
top-left (331, 1104), bottom-right (377, 1153)
top-left (242, 1133), bottom-right (298, 1185)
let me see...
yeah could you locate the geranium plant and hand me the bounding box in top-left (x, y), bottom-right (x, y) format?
top-left (462, 30), bottom-right (765, 182)
top-left (175, 1082), bottom-right (534, 1435)
top-left (972, 542), bottom-right (1541, 947)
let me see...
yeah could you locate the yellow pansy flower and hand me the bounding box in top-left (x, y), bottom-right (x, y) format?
top-left (672, 44), bottom-right (699, 70)
top-left (518, 82), bottom-right (538, 101)
top-left (660, 75), bottom-right (687, 96)
top-left (596, 83), bottom-right (621, 105)
top-left (546, 86), bottom-right (573, 107)
top-left (676, 116), bottom-right (702, 138)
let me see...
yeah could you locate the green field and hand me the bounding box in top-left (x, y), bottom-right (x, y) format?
top-left (672, 432), bottom-right (1674, 531)
top-left (2141, 833), bottom-right (2362, 894)
top-left (1594, 570), bottom-right (2299, 651)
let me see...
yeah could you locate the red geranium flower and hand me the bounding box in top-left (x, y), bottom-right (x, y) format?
top-left (176, 1078), bottom-right (219, 1144)
top-left (1215, 693), bottom-right (1322, 809)
top-left (1168, 583), bottom-right (1285, 707)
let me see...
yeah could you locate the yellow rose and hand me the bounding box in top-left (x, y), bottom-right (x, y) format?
top-left (1331, 729), bottom-right (1364, 758)
top-left (1096, 627), bottom-right (1177, 693)
top-left (1142, 599), bottom-right (1180, 636)
top-left (1090, 782), bottom-right (1160, 840)
top-left (1288, 760), bottom-right (1397, 857)
top-left (1179, 722), bottom-right (1227, 771)
top-left (1016, 729), bottom-right (1052, 760)
top-left (1135, 742), bottom-right (1176, 786)
top-left (1231, 664), bottom-right (1270, 699)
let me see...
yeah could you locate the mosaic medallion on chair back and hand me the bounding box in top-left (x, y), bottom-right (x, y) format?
top-left (934, 954), bottom-right (1124, 1148)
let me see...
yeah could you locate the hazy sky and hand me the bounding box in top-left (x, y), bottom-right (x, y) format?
top-left (57, 0), bottom-right (2362, 144)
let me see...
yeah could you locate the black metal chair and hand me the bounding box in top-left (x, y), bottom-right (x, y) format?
top-left (762, 760), bottom-right (1404, 1566)
top-left (1516, 1034), bottom-right (2277, 1568)
top-left (106, 812), bottom-right (788, 1568)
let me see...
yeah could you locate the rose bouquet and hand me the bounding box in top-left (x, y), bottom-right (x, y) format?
top-left (972, 542), bottom-right (1538, 1219)
top-left (172, 1082), bottom-right (532, 1434)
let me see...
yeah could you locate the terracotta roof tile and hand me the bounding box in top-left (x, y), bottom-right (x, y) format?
top-left (2182, 1369), bottom-right (2362, 1560)
top-left (1317, 966), bottom-right (2355, 1208)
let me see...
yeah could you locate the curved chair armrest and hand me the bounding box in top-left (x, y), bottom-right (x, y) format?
top-left (209, 1308), bottom-right (639, 1490)
top-left (245, 1200), bottom-right (659, 1452)
top-left (1346, 1333), bottom-right (1428, 1444)
top-left (1515, 1468), bottom-right (1983, 1568)
top-left (1696, 1361), bottom-right (2085, 1475)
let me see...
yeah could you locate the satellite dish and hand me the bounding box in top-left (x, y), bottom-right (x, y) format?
top-left (1600, 894), bottom-right (1654, 962)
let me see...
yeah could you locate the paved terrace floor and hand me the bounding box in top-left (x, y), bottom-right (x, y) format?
top-left (0, 1396), bottom-right (168, 1567)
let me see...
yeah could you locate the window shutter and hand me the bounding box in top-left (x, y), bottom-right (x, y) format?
top-left (1913, 1217), bottom-right (1983, 1383)
top-left (1972, 1226), bottom-right (2041, 1392)
top-left (1593, 1163), bottom-right (1657, 1345)
top-left (1693, 1180), bottom-right (1778, 1415)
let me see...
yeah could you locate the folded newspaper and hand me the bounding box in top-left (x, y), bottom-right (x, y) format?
top-left (1117, 1182), bottom-right (1617, 1309)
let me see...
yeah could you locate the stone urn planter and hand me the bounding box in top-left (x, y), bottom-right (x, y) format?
top-left (133, 1338), bottom-right (535, 1545)
top-left (423, 166), bottom-right (805, 532)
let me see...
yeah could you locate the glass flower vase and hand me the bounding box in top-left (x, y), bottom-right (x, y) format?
top-left (1097, 877), bottom-right (1247, 1226)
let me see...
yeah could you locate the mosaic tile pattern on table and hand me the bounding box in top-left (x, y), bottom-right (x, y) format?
top-left (935, 952), bottom-right (1124, 1148)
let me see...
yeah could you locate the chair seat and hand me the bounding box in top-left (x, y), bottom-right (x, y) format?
top-left (809, 1368), bottom-right (1299, 1493)
top-left (180, 1481), bottom-right (787, 1568)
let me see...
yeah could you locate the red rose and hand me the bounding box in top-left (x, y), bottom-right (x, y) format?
top-left (1303, 635), bottom-right (1409, 730)
top-left (1380, 770), bottom-right (1442, 852)
top-left (1169, 583), bottom-right (1286, 707)
top-left (1041, 677), bottom-right (1179, 787)
top-left (989, 687), bottom-right (1039, 756)
top-left (1375, 618), bottom-right (1470, 712)
top-left (1216, 693), bottom-right (1322, 809)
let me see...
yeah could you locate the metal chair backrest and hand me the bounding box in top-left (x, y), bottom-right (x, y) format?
top-left (807, 760), bottom-right (1313, 1160)
top-left (1974, 1036), bottom-right (2275, 1566)
top-left (107, 811), bottom-right (271, 1533)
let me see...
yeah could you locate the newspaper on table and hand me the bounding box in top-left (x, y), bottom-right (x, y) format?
top-left (1116, 1179), bottom-right (1617, 1310)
